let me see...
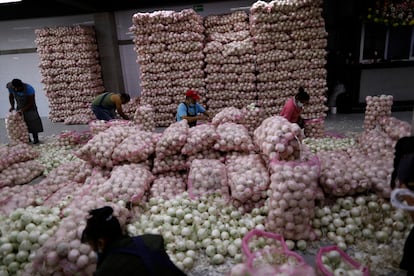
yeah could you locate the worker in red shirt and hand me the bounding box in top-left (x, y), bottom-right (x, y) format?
top-left (280, 87), bottom-right (310, 128)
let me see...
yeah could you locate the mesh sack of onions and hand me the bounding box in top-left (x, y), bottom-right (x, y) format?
top-left (91, 163), bottom-right (154, 204)
top-left (212, 107), bottom-right (245, 126)
top-left (57, 130), bottom-right (84, 146)
top-left (111, 130), bottom-right (156, 164)
top-left (266, 156), bottom-right (320, 240)
top-left (64, 113), bottom-right (94, 125)
top-left (357, 128), bottom-right (394, 157)
top-left (187, 159), bottom-right (228, 200)
top-left (39, 159), bottom-right (93, 186)
top-left (351, 148), bottom-right (393, 199)
top-left (378, 116), bottom-right (411, 141)
top-left (316, 245), bottom-right (369, 276)
top-left (152, 154), bottom-right (188, 175)
top-left (0, 143), bottom-right (39, 171)
top-left (241, 103), bottom-right (266, 136)
top-left (318, 150), bottom-right (371, 197)
top-left (304, 117), bottom-right (325, 138)
top-left (213, 122), bottom-right (255, 152)
top-left (226, 153), bottom-right (269, 212)
top-left (88, 120), bottom-right (109, 135)
top-left (181, 123), bottom-right (219, 155)
top-left (149, 172), bottom-right (187, 200)
top-left (254, 116), bottom-right (304, 161)
top-left (155, 120), bottom-right (189, 158)
top-left (124, 96), bottom-right (141, 118)
top-left (42, 182), bottom-right (84, 209)
top-left (0, 181), bottom-right (66, 215)
top-left (133, 104), bottom-right (156, 132)
top-left (186, 149), bottom-right (225, 166)
top-left (0, 159), bottom-right (45, 188)
top-left (75, 125), bottom-right (137, 168)
top-left (29, 196), bottom-right (130, 276)
top-left (5, 111), bottom-right (30, 145)
top-left (363, 95), bottom-right (393, 131)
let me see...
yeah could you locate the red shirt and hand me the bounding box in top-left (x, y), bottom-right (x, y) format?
top-left (280, 98), bottom-right (301, 123)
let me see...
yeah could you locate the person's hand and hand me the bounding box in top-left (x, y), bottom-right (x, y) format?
top-left (16, 110), bottom-right (23, 116)
top-left (198, 114), bottom-right (207, 121)
top-left (9, 107), bottom-right (14, 112)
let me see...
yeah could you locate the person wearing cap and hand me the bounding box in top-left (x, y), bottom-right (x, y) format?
top-left (91, 92), bottom-right (131, 121)
top-left (7, 78), bottom-right (44, 144)
top-left (394, 152), bottom-right (414, 274)
top-left (176, 89), bottom-right (209, 127)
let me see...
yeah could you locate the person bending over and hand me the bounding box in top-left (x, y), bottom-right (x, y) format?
top-left (91, 92), bottom-right (130, 121)
top-left (280, 87), bottom-right (310, 128)
top-left (7, 78), bottom-right (43, 144)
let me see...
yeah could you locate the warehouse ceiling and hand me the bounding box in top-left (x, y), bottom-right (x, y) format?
top-left (0, 0), bottom-right (234, 21)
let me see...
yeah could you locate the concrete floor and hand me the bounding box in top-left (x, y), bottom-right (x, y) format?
top-left (1, 111), bottom-right (413, 145)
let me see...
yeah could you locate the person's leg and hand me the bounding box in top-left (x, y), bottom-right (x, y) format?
top-left (32, 132), bottom-right (39, 144)
top-left (92, 105), bottom-right (113, 121)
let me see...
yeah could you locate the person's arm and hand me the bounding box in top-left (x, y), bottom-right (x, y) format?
top-left (181, 115), bottom-right (203, 123)
top-left (9, 93), bottom-right (15, 112)
top-left (113, 95), bottom-right (129, 120)
top-left (196, 103), bottom-right (210, 120)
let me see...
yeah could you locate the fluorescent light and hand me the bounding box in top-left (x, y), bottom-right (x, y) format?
top-left (230, 6), bottom-right (250, 11)
top-left (0, 0), bottom-right (22, 3)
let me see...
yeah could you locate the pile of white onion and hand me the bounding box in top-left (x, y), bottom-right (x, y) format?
top-left (0, 206), bottom-right (61, 275)
top-left (303, 136), bottom-right (355, 153)
top-left (127, 192), bottom-right (268, 271)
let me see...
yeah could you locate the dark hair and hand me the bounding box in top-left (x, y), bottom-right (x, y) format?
top-left (120, 93), bottom-right (131, 103)
top-left (11, 79), bottom-right (23, 89)
top-left (81, 206), bottom-right (123, 245)
top-left (296, 87), bottom-right (310, 102)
